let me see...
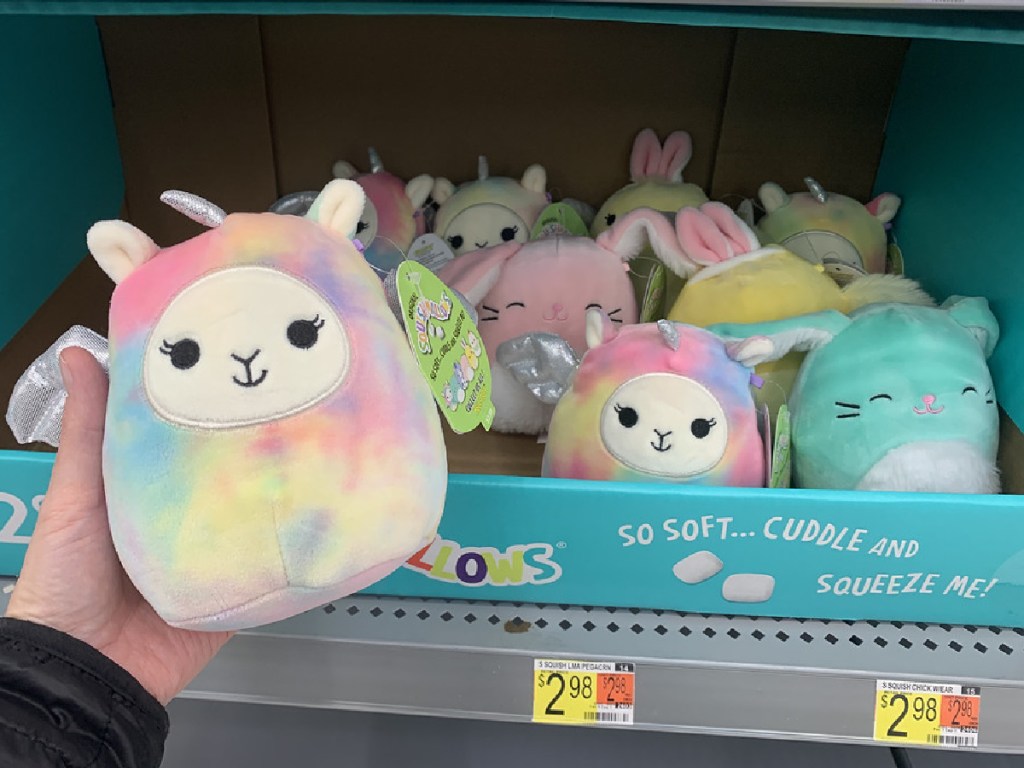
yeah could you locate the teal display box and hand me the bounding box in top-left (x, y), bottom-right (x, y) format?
top-left (3, 463), bottom-right (1024, 626)
top-left (2, 12), bottom-right (1024, 628)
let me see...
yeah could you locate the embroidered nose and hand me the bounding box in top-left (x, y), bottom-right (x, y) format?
top-left (552, 303), bottom-right (563, 314)
top-left (922, 394), bottom-right (936, 406)
top-left (231, 350), bottom-right (261, 369)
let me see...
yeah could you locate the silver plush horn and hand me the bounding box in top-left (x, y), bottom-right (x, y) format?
top-left (160, 190), bottom-right (227, 228)
top-left (804, 177), bottom-right (829, 204)
top-left (657, 319), bottom-right (680, 351)
top-left (478, 155), bottom-right (489, 181)
top-left (368, 147), bottom-right (384, 174)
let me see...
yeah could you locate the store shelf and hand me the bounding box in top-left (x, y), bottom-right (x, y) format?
top-left (3, 2), bottom-right (1024, 47)
top-left (4, 580), bottom-right (1024, 753)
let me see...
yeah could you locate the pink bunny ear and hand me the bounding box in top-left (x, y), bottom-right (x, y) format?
top-left (659, 131), bottom-right (693, 182)
top-left (696, 202), bottom-right (761, 256)
top-left (596, 208), bottom-right (697, 278)
top-left (674, 207), bottom-right (735, 266)
top-left (436, 242), bottom-right (521, 306)
top-left (629, 128), bottom-right (663, 182)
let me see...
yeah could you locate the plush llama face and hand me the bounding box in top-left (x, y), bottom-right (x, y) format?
top-left (436, 236), bottom-right (640, 433)
top-left (541, 314), bottom-right (768, 486)
top-left (432, 162), bottom-right (548, 257)
top-left (757, 179), bottom-right (900, 281)
top-left (332, 158), bottom-right (433, 275)
top-left (785, 300), bottom-right (1000, 493)
top-left (88, 181), bottom-right (447, 631)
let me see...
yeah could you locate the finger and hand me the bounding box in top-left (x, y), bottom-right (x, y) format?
top-left (44, 347), bottom-right (110, 510)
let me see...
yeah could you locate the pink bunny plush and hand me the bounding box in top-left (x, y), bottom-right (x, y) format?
top-left (436, 235), bottom-right (649, 434)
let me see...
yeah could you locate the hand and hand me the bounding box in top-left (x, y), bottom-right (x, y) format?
top-left (6, 347), bottom-right (231, 705)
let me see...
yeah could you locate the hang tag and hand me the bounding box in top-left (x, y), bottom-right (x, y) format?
top-left (396, 262), bottom-right (495, 433)
top-left (639, 261), bottom-right (667, 323)
top-left (887, 242), bottom-right (905, 276)
top-left (407, 233), bottom-right (457, 273)
top-left (530, 202), bottom-right (590, 239)
top-left (770, 404), bottom-right (792, 489)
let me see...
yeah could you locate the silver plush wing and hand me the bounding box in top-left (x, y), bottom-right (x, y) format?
top-left (269, 190), bottom-right (318, 216)
top-left (6, 326), bottom-right (110, 447)
top-left (496, 333), bottom-right (580, 405)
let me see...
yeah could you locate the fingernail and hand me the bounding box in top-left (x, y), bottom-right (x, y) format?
top-left (59, 351), bottom-right (74, 393)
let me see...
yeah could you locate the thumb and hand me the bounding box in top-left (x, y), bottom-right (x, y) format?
top-left (44, 347), bottom-right (110, 512)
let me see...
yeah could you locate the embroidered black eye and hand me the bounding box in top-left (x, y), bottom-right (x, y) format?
top-left (691, 417), bottom-right (716, 438)
top-left (287, 315), bottom-right (325, 350)
top-left (605, 213), bottom-right (616, 226)
top-left (615, 404), bottom-right (638, 428)
top-left (869, 393), bottom-right (893, 402)
top-left (506, 301), bottom-right (525, 309)
top-left (447, 235), bottom-right (464, 251)
top-left (356, 221), bottom-right (368, 234)
top-left (160, 338), bottom-right (200, 370)
top-left (500, 225), bottom-right (519, 242)
top-left (963, 386), bottom-right (978, 395)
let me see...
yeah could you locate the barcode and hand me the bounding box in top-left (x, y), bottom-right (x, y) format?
top-left (583, 709), bottom-right (633, 724)
top-left (927, 733), bottom-right (976, 747)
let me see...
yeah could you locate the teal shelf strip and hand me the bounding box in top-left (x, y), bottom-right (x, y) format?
top-left (2, 2), bottom-right (1024, 46)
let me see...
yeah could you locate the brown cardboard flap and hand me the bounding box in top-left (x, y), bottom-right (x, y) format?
top-left (261, 15), bottom-right (735, 207)
top-left (98, 16), bottom-right (278, 246)
top-left (711, 29), bottom-right (908, 203)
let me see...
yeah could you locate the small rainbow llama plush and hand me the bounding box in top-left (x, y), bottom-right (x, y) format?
top-left (432, 156), bottom-right (549, 257)
top-left (84, 179), bottom-right (447, 631)
top-left (590, 129), bottom-right (709, 314)
top-left (271, 148), bottom-right (434, 276)
top-left (501, 310), bottom-right (771, 486)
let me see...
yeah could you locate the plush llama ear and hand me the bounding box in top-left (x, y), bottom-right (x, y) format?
top-left (309, 179), bottom-right (366, 239)
top-left (585, 307), bottom-right (619, 349)
top-left (432, 177), bottom-right (456, 205)
top-left (629, 128), bottom-right (662, 182)
top-left (867, 192), bottom-right (901, 224)
top-left (435, 242), bottom-right (521, 306)
top-left (521, 164), bottom-right (547, 194)
top-left (944, 296), bottom-right (1000, 358)
top-left (332, 161), bottom-right (358, 180)
top-left (758, 182), bottom-right (790, 213)
top-left (712, 310), bottom-right (852, 365)
top-left (660, 131), bottom-right (693, 182)
top-left (405, 174), bottom-right (434, 210)
top-left (596, 208), bottom-right (697, 278)
top-left (87, 220), bottom-right (160, 284)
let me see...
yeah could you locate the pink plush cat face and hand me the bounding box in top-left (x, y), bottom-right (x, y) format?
top-left (466, 237), bottom-right (638, 355)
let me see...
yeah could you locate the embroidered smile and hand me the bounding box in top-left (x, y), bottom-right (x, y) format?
top-left (231, 350), bottom-right (269, 388)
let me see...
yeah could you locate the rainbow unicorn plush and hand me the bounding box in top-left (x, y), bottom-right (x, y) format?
top-left (270, 148), bottom-right (433, 276)
top-left (500, 309), bottom-right (771, 486)
top-left (83, 180), bottom-right (447, 631)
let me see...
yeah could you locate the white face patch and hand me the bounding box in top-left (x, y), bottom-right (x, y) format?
top-left (355, 197), bottom-right (379, 247)
top-left (144, 266), bottom-right (349, 429)
top-left (442, 204), bottom-right (528, 255)
top-left (600, 373), bottom-right (728, 478)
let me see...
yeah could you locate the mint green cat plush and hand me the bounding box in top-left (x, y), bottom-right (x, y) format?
top-left (711, 297), bottom-right (1000, 494)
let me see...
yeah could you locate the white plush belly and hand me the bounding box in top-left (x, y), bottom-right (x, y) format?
top-left (856, 441), bottom-right (1000, 494)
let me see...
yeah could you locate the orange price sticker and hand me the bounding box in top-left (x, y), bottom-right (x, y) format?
top-left (597, 671), bottom-right (635, 707)
top-left (942, 695), bottom-right (980, 730)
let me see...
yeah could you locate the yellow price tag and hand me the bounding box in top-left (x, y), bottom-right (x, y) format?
top-left (533, 659), bottom-right (635, 725)
top-left (874, 680), bottom-right (980, 748)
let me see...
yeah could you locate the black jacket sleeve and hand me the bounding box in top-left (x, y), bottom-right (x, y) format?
top-left (0, 618), bottom-right (169, 767)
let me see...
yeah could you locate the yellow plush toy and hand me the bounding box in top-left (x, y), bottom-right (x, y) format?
top-left (591, 129), bottom-right (708, 316)
top-left (597, 203), bottom-right (934, 422)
